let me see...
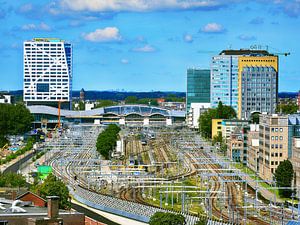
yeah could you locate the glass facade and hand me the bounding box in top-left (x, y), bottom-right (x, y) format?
top-left (211, 55), bottom-right (238, 111)
top-left (186, 69), bottom-right (210, 113)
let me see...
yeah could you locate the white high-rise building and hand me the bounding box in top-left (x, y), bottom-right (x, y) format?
top-left (23, 38), bottom-right (72, 109)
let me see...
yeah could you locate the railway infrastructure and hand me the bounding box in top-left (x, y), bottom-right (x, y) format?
top-left (42, 125), bottom-right (300, 225)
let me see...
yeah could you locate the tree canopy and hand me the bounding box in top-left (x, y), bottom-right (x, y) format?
top-left (274, 160), bottom-right (294, 198)
top-left (33, 174), bottom-right (70, 209)
top-left (96, 124), bottom-right (121, 159)
top-left (276, 102), bottom-right (298, 115)
top-left (149, 212), bottom-right (185, 225)
top-left (0, 172), bottom-right (27, 188)
top-left (0, 103), bottom-right (33, 136)
top-left (199, 102), bottom-right (236, 139)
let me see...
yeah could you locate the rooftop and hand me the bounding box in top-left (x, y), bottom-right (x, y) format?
top-left (219, 49), bottom-right (273, 56)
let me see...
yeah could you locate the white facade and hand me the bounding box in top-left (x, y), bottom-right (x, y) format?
top-left (187, 103), bottom-right (211, 129)
top-left (23, 38), bottom-right (72, 107)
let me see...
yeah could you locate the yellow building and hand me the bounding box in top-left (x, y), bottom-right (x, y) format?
top-left (212, 119), bottom-right (223, 138)
top-left (238, 55), bottom-right (278, 119)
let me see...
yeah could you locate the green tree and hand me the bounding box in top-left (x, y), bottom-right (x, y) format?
top-left (274, 160), bottom-right (294, 198)
top-left (194, 218), bottom-right (208, 225)
top-left (0, 172), bottom-right (27, 188)
top-left (212, 132), bottom-right (227, 154)
top-left (33, 174), bottom-right (71, 209)
top-left (198, 102), bottom-right (236, 139)
top-left (149, 212), bottom-right (185, 225)
top-left (96, 124), bottom-right (121, 159)
top-left (276, 102), bottom-right (298, 115)
top-left (125, 96), bottom-right (138, 104)
top-left (250, 112), bottom-right (260, 124)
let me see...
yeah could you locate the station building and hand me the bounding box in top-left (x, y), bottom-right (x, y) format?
top-left (27, 105), bottom-right (185, 128)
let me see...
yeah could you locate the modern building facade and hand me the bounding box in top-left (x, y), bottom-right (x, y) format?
top-left (23, 38), bottom-right (72, 109)
top-left (211, 52), bottom-right (239, 111)
top-left (211, 49), bottom-right (278, 119)
top-left (238, 55), bottom-right (278, 119)
top-left (186, 69), bottom-right (210, 114)
top-left (187, 103), bottom-right (210, 129)
top-left (258, 114), bottom-right (289, 182)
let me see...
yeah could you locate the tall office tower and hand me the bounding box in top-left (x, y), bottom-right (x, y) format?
top-left (186, 69), bottom-right (210, 113)
top-left (238, 54), bottom-right (278, 119)
top-left (23, 38), bottom-right (72, 109)
top-left (211, 51), bottom-right (239, 111)
top-left (258, 114), bottom-right (289, 182)
top-left (211, 49), bottom-right (278, 118)
top-left (186, 69), bottom-right (210, 129)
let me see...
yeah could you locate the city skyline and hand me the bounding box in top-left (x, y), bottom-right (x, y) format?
top-left (0, 0), bottom-right (300, 91)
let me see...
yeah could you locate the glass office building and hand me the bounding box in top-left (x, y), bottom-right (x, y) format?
top-left (186, 69), bottom-right (210, 113)
top-left (211, 54), bottom-right (239, 111)
top-left (23, 38), bottom-right (72, 109)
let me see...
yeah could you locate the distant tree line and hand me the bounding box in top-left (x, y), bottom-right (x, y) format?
top-left (0, 103), bottom-right (33, 147)
top-left (276, 102), bottom-right (298, 115)
top-left (96, 124), bottom-right (121, 159)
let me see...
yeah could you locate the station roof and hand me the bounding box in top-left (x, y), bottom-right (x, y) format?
top-left (27, 105), bottom-right (185, 118)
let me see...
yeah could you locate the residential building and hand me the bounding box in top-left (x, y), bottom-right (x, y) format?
top-left (247, 124), bottom-right (260, 173)
top-left (23, 38), bottom-right (72, 109)
top-left (288, 114), bottom-right (300, 158)
top-left (258, 114), bottom-right (289, 182)
top-left (187, 103), bottom-right (210, 129)
top-left (291, 137), bottom-right (300, 196)
top-left (227, 128), bottom-right (244, 162)
top-left (186, 69), bottom-right (210, 114)
top-left (212, 119), bottom-right (223, 138)
top-left (221, 119), bottom-right (249, 142)
top-left (238, 54), bottom-right (278, 119)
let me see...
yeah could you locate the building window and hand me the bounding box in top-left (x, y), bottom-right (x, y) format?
top-left (279, 136), bottom-right (283, 140)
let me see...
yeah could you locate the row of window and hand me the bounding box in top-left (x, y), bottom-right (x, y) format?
top-left (271, 136), bottom-right (284, 140)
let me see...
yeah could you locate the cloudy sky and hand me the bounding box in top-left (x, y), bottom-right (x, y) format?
top-left (0, 0), bottom-right (300, 92)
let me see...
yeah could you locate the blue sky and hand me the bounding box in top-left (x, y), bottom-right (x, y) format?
top-left (0, 0), bottom-right (300, 92)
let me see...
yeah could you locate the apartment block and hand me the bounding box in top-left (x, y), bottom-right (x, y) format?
top-left (212, 119), bottom-right (223, 138)
top-left (247, 124), bottom-right (260, 172)
top-left (291, 137), bottom-right (300, 196)
top-left (227, 128), bottom-right (244, 162)
top-left (23, 38), bottom-right (72, 109)
top-left (258, 114), bottom-right (289, 182)
top-left (221, 119), bottom-right (249, 142)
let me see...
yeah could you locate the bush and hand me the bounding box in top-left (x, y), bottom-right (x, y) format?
top-left (149, 212), bottom-right (185, 225)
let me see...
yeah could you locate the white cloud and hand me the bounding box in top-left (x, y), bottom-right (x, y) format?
top-left (201, 23), bottom-right (225, 33)
top-left (132, 45), bottom-right (156, 52)
top-left (21, 22), bottom-right (51, 31)
top-left (238, 34), bottom-right (256, 41)
top-left (60, 0), bottom-right (230, 12)
top-left (184, 34), bottom-right (193, 43)
top-left (121, 59), bottom-right (129, 64)
top-left (83, 27), bottom-right (121, 42)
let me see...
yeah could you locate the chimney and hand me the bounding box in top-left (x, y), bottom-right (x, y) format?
top-left (47, 196), bottom-right (59, 219)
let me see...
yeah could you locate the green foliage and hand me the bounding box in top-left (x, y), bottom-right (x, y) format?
top-left (199, 102), bottom-right (236, 139)
top-left (95, 100), bottom-right (116, 108)
top-left (0, 135), bottom-right (8, 148)
top-left (165, 94), bottom-right (185, 102)
top-left (149, 212), bottom-right (185, 225)
top-left (33, 174), bottom-right (70, 209)
top-left (276, 102), bottom-right (298, 115)
top-left (0, 103), bottom-right (33, 136)
top-left (212, 132), bottom-right (227, 154)
top-left (0, 172), bottom-right (27, 188)
top-left (96, 124), bottom-right (121, 159)
top-left (125, 96), bottom-right (138, 104)
top-left (250, 112), bottom-right (260, 124)
top-left (274, 160), bottom-right (294, 198)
